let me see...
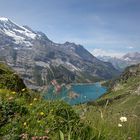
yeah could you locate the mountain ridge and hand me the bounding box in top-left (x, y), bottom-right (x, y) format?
top-left (97, 52), bottom-right (140, 71)
top-left (0, 17), bottom-right (119, 89)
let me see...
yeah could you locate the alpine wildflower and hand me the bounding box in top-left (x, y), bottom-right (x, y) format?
top-left (120, 116), bottom-right (127, 122)
top-left (8, 96), bottom-right (14, 100)
top-left (37, 120), bottom-right (41, 123)
top-left (11, 91), bottom-right (16, 94)
top-left (118, 123), bottom-right (123, 127)
top-left (40, 112), bottom-right (45, 116)
top-left (20, 133), bottom-right (28, 139)
top-left (22, 88), bottom-right (26, 92)
top-left (23, 122), bottom-right (27, 126)
top-left (33, 98), bottom-right (37, 101)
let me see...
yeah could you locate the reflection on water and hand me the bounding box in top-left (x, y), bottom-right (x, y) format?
top-left (43, 82), bottom-right (107, 105)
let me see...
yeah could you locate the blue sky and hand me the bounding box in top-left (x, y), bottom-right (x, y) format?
top-left (0, 0), bottom-right (140, 57)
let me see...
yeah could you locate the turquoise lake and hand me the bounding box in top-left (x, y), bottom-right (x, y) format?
top-left (44, 83), bottom-right (107, 105)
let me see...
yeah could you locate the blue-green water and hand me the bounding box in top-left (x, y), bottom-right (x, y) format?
top-left (43, 83), bottom-right (107, 105)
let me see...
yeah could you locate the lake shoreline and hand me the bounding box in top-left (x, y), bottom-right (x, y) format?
top-left (70, 80), bottom-right (107, 86)
top-left (45, 82), bottom-right (107, 105)
top-left (70, 82), bottom-right (99, 86)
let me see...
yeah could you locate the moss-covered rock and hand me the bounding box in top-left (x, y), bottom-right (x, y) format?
top-left (0, 63), bottom-right (26, 92)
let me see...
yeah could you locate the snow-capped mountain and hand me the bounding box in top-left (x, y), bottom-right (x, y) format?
top-left (97, 52), bottom-right (140, 71)
top-left (122, 52), bottom-right (140, 62)
top-left (0, 17), bottom-right (119, 89)
top-left (0, 17), bottom-right (38, 47)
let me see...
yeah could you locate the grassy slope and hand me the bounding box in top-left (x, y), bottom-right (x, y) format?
top-left (76, 64), bottom-right (140, 140)
top-left (1, 62), bottom-right (140, 140)
top-left (0, 63), bottom-right (26, 92)
top-left (0, 63), bottom-right (92, 140)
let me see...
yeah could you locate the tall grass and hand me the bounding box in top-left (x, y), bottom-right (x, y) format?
top-left (0, 88), bottom-right (93, 140)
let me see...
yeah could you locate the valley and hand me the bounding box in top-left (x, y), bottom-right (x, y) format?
top-left (0, 16), bottom-right (140, 140)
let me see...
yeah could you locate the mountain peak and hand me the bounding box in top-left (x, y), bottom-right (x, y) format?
top-left (123, 52), bottom-right (140, 58)
top-left (0, 17), bottom-right (37, 47)
top-left (0, 17), bottom-right (9, 22)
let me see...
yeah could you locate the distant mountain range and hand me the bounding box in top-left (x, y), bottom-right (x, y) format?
top-left (97, 52), bottom-right (140, 71)
top-left (0, 17), bottom-right (119, 89)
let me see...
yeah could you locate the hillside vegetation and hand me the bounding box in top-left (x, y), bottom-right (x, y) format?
top-left (77, 64), bottom-right (140, 140)
top-left (0, 62), bottom-right (140, 140)
top-left (0, 63), bottom-right (92, 140)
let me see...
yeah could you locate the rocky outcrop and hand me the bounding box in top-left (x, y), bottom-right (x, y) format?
top-left (0, 63), bottom-right (26, 91)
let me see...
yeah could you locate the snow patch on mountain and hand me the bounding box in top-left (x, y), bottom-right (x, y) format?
top-left (92, 48), bottom-right (124, 58)
top-left (13, 28), bottom-right (36, 39)
top-left (2, 29), bottom-right (32, 45)
top-left (123, 52), bottom-right (140, 60)
top-left (0, 17), bottom-right (9, 22)
top-left (0, 17), bottom-right (37, 46)
top-left (97, 51), bottom-right (140, 71)
top-left (35, 61), bottom-right (50, 68)
top-left (65, 62), bottom-right (80, 71)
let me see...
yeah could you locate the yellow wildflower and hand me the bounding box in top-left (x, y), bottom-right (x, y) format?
top-left (40, 112), bottom-right (45, 116)
top-left (23, 122), bottom-right (27, 126)
top-left (11, 91), bottom-right (16, 94)
top-left (33, 98), bottom-right (37, 101)
top-left (22, 88), bottom-right (26, 92)
top-left (29, 103), bottom-right (33, 106)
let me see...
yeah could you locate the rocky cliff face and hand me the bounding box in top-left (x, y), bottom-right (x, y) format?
top-left (109, 63), bottom-right (140, 93)
top-left (119, 63), bottom-right (140, 83)
top-left (0, 17), bottom-right (119, 89)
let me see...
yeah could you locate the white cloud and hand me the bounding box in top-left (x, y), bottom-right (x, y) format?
top-left (128, 46), bottom-right (134, 49)
top-left (91, 48), bottom-right (125, 58)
